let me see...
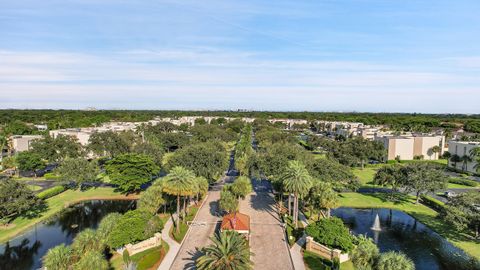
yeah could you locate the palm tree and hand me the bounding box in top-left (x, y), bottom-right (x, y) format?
top-left (461, 155), bottom-right (472, 172)
top-left (219, 185), bottom-right (239, 214)
top-left (195, 176), bottom-right (209, 203)
top-left (73, 250), bottom-right (109, 270)
top-left (162, 166), bottom-right (196, 233)
top-left (470, 148), bottom-right (480, 173)
top-left (351, 235), bottom-right (379, 270)
top-left (376, 251), bottom-right (414, 270)
top-left (430, 145), bottom-right (441, 160)
top-left (450, 154), bottom-right (461, 170)
top-left (308, 181), bottom-right (337, 219)
top-left (71, 228), bottom-right (104, 256)
top-left (43, 244), bottom-right (73, 270)
top-left (281, 160), bottom-right (312, 228)
top-left (196, 231), bottom-right (254, 270)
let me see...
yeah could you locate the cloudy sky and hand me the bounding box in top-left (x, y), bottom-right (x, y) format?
top-left (1, 0), bottom-right (479, 112)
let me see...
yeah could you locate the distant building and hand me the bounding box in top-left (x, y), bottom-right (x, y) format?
top-left (375, 135), bottom-right (445, 160)
top-left (34, 124), bottom-right (48, 131)
top-left (50, 128), bottom-right (94, 146)
top-left (9, 135), bottom-right (43, 153)
top-left (447, 141), bottom-right (480, 173)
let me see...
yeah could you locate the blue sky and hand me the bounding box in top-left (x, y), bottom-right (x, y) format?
top-left (1, 0), bottom-right (479, 112)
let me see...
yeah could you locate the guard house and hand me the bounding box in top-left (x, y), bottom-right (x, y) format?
top-left (220, 212), bottom-right (250, 240)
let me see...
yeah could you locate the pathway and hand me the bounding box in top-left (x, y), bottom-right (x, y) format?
top-left (239, 179), bottom-right (294, 270)
top-left (290, 211), bottom-right (309, 270)
top-left (157, 214), bottom-right (180, 270)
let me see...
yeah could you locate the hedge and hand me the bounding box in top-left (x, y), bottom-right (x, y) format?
top-left (448, 177), bottom-right (479, 187)
top-left (420, 195), bottom-right (445, 212)
top-left (37, 185), bottom-right (66, 199)
top-left (44, 173), bottom-right (61, 180)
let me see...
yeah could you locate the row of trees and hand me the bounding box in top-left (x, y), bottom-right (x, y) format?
top-left (234, 124), bottom-right (254, 176)
top-left (219, 176), bottom-right (253, 214)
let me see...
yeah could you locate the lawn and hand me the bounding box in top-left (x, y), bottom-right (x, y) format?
top-left (338, 192), bottom-right (480, 259)
top-left (170, 205), bottom-right (199, 243)
top-left (110, 242), bottom-right (169, 270)
top-left (27, 185), bottom-right (42, 191)
top-left (352, 166), bottom-right (380, 186)
top-left (303, 250), bottom-right (354, 270)
top-left (447, 183), bottom-right (478, 189)
top-left (0, 187), bottom-right (139, 243)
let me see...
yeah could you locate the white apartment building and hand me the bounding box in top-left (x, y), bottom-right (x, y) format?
top-left (375, 135), bottom-right (445, 160)
top-left (9, 135), bottom-right (43, 153)
top-left (50, 128), bottom-right (95, 146)
top-left (447, 141), bottom-right (480, 173)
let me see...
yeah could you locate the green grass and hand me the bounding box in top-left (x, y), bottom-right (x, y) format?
top-left (0, 187), bottom-right (139, 243)
top-left (284, 215), bottom-right (304, 246)
top-left (27, 185), bottom-right (42, 191)
top-left (303, 250), bottom-right (353, 270)
top-left (338, 192), bottom-right (480, 259)
top-left (447, 183), bottom-right (478, 189)
top-left (170, 205), bottom-right (200, 243)
top-left (110, 242), bottom-right (169, 270)
top-left (352, 166), bottom-right (380, 187)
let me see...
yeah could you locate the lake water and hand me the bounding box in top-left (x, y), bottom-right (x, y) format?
top-left (332, 207), bottom-right (480, 270)
top-left (0, 200), bottom-right (135, 270)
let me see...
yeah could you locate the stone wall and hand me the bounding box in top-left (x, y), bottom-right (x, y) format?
top-left (305, 236), bottom-right (350, 263)
top-left (117, 232), bottom-right (162, 256)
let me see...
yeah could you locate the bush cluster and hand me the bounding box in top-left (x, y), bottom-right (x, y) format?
top-left (305, 217), bottom-right (355, 252)
top-left (37, 185), bottom-right (66, 199)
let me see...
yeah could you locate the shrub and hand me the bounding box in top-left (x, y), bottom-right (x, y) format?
top-left (44, 172), bottom-right (61, 180)
top-left (37, 185), bottom-right (65, 199)
top-left (376, 251), bottom-right (414, 270)
top-left (107, 210), bottom-right (160, 249)
top-left (420, 195), bottom-right (445, 212)
top-left (305, 217), bottom-right (355, 252)
top-left (448, 177), bottom-right (478, 187)
top-left (351, 235), bottom-right (379, 270)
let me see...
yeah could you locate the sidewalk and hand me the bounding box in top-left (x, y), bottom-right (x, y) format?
top-left (157, 214), bottom-right (180, 270)
top-left (289, 212), bottom-right (309, 270)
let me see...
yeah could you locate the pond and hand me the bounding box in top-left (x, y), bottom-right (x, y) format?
top-left (332, 208), bottom-right (480, 270)
top-left (0, 200), bottom-right (136, 270)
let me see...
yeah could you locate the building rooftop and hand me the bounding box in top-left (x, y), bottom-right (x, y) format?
top-left (221, 212), bottom-right (250, 232)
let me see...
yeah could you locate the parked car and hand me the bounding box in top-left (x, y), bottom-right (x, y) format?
top-left (444, 191), bottom-right (457, 198)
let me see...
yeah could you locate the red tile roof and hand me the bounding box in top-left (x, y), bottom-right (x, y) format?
top-left (221, 212), bottom-right (250, 232)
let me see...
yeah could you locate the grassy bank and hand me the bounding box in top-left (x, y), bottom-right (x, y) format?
top-left (0, 187), bottom-right (139, 244)
top-left (338, 192), bottom-right (480, 259)
top-left (111, 242), bottom-right (170, 270)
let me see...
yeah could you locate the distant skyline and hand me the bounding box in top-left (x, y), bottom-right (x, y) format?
top-left (1, 0), bottom-right (479, 113)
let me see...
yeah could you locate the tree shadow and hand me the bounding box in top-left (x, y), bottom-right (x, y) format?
top-left (20, 201), bottom-right (48, 220)
top-left (209, 201), bottom-right (220, 217)
top-left (249, 192), bottom-right (281, 222)
top-left (363, 192), bottom-right (411, 205)
top-left (184, 247), bottom-right (204, 270)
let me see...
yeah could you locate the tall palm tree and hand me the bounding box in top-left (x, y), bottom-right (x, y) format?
top-left (195, 176), bottom-right (209, 203)
top-left (196, 231), bottom-right (254, 270)
top-left (281, 160), bottom-right (312, 228)
top-left (461, 155), bottom-right (472, 172)
top-left (450, 154), bottom-right (461, 170)
top-left (162, 166), bottom-right (196, 233)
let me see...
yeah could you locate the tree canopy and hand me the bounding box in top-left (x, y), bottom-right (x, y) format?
top-left (105, 153), bottom-right (159, 193)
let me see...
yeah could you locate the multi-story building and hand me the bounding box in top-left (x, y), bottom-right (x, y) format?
top-left (375, 135), bottom-right (445, 160)
top-left (49, 128), bottom-right (95, 146)
top-left (447, 141), bottom-right (480, 173)
top-left (9, 135), bottom-right (43, 153)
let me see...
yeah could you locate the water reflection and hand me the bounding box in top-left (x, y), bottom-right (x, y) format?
top-left (332, 208), bottom-right (480, 270)
top-left (0, 200), bottom-right (135, 270)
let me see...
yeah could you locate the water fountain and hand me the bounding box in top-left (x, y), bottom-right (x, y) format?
top-left (371, 213), bottom-right (381, 231)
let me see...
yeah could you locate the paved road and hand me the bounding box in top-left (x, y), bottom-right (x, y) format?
top-left (169, 182), bottom-right (224, 270)
top-left (239, 179), bottom-right (294, 270)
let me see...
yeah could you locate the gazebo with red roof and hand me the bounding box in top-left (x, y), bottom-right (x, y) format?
top-left (220, 212), bottom-right (250, 239)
